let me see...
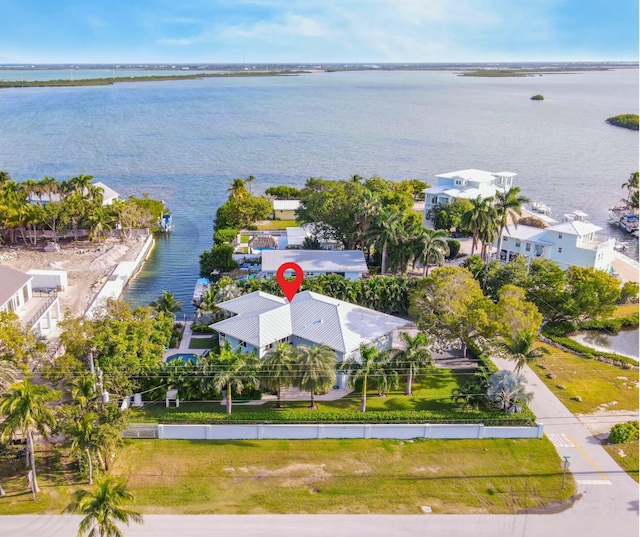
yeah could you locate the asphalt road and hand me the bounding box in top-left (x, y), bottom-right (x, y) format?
top-left (1, 358), bottom-right (638, 537)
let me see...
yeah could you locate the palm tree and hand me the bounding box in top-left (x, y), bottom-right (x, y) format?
top-left (369, 350), bottom-right (398, 397)
top-left (87, 208), bottom-right (113, 243)
top-left (70, 375), bottom-right (99, 410)
top-left (364, 207), bottom-right (403, 274)
top-left (211, 342), bottom-right (261, 415)
top-left (413, 228), bottom-right (450, 276)
top-left (227, 178), bottom-right (249, 199)
top-left (64, 476), bottom-right (143, 537)
top-left (262, 342), bottom-right (297, 408)
top-left (149, 291), bottom-right (183, 316)
top-left (69, 412), bottom-right (100, 484)
top-left (494, 187), bottom-right (530, 257)
top-left (498, 331), bottom-right (549, 372)
top-left (340, 345), bottom-right (385, 412)
top-left (393, 332), bottom-right (432, 395)
top-left (0, 379), bottom-right (58, 498)
top-left (296, 345), bottom-right (337, 409)
top-left (486, 370), bottom-right (533, 413)
top-left (460, 196), bottom-right (495, 257)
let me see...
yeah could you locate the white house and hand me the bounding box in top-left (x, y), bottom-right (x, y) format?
top-left (422, 169), bottom-right (516, 223)
top-left (261, 250), bottom-right (368, 280)
top-left (0, 266), bottom-right (62, 336)
top-left (210, 290), bottom-right (407, 388)
top-left (497, 211), bottom-right (615, 271)
top-left (273, 199), bottom-right (300, 220)
top-left (285, 225), bottom-right (339, 250)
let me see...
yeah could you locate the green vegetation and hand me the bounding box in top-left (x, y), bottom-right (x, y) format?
top-left (199, 243), bottom-right (239, 275)
top-left (0, 437), bottom-right (575, 515)
top-left (255, 219), bottom-right (298, 230)
top-left (188, 337), bottom-right (216, 350)
top-left (0, 71), bottom-right (290, 89)
top-left (264, 185), bottom-right (301, 199)
top-left (603, 440), bottom-right (639, 483)
top-left (609, 421), bottom-right (639, 444)
top-left (606, 114), bottom-right (639, 130)
top-left (532, 343), bottom-right (639, 414)
top-left (0, 172), bottom-right (167, 244)
top-left (530, 95), bottom-right (544, 100)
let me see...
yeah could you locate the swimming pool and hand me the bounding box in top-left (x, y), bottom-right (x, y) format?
top-left (165, 353), bottom-right (199, 365)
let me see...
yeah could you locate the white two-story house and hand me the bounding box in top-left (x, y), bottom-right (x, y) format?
top-left (422, 169), bottom-right (517, 224)
top-left (497, 211), bottom-right (615, 271)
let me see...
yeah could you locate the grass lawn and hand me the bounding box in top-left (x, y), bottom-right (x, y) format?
top-left (188, 337), bottom-right (216, 350)
top-left (611, 304), bottom-right (639, 319)
top-left (132, 370), bottom-right (476, 421)
top-left (533, 343), bottom-right (639, 414)
top-left (603, 439), bottom-right (639, 483)
top-left (255, 219), bottom-right (297, 230)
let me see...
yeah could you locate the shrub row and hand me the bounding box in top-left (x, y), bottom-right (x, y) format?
top-left (547, 335), bottom-right (638, 367)
top-left (154, 408), bottom-right (536, 426)
top-left (579, 313), bottom-right (639, 333)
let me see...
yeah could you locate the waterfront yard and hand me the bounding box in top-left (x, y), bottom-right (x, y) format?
top-left (0, 437), bottom-right (576, 515)
top-left (533, 343), bottom-right (639, 414)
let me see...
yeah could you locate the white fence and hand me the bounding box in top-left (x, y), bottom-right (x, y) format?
top-left (155, 423), bottom-right (544, 440)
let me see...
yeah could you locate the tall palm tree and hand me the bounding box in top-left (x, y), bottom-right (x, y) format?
top-left (64, 476), bottom-right (143, 537)
top-left (364, 207), bottom-right (403, 274)
top-left (69, 412), bottom-right (100, 484)
top-left (227, 178), bottom-right (249, 200)
top-left (262, 342), bottom-right (297, 408)
top-left (0, 379), bottom-right (58, 498)
top-left (393, 332), bottom-right (432, 395)
top-left (369, 350), bottom-right (398, 397)
top-left (340, 345), bottom-right (380, 412)
top-left (296, 345), bottom-right (337, 409)
top-left (70, 375), bottom-right (99, 410)
top-left (498, 331), bottom-right (549, 372)
top-left (494, 187), bottom-right (530, 257)
top-left (413, 228), bottom-right (450, 276)
top-left (460, 196), bottom-right (495, 257)
top-left (211, 342), bottom-right (261, 415)
top-left (149, 291), bottom-right (183, 316)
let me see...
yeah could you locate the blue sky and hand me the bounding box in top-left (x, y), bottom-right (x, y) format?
top-left (2, 0), bottom-right (638, 64)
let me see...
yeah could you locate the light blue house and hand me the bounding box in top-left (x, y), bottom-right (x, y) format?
top-left (210, 290), bottom-right (407, 388)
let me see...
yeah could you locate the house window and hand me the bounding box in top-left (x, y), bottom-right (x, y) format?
top-left (503, 237), bottom-right (507, 242)
top-left (558, 247), bottom-right (563, 253)
top-left (455, 179), bottom-right (462, 186)
top-left (240, 340), bottom-right (247, 348)
top-left (515, 241), bottom-right (521, 248)
top-left (525, 243), bottom-right (531, 252)
top-left (558, 233), bottom-right (563, 239)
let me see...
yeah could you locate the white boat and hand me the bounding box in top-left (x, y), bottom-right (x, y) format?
top-left (614, 240), bottom-right (629, 252)
top-left (530, 202), bottom-right (551, 215)
top-left (192, 278), bottom-right (211, 304)
top-left (608, 205), bottom-right (626, 224)
top-left (159, 213), bottom-right (174, 232)
top-left (619, 214), bottom-right (639, 233)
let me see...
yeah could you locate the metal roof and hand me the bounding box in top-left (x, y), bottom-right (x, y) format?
top-left (273, 199), bottom-right (301, 211)
top-left (210, 290), bottom-right (407, 354)
top-left (216, 291), bottom-right (286, 315)
top-left (547, 220), bottom-right (601, 236)
top-left (0, 266), bottom-right (31, 309)
top-left (261, 250), bottom-right (368, 273)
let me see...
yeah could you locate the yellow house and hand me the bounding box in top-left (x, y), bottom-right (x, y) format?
top-left (273, 199), bottom-right (300, 220)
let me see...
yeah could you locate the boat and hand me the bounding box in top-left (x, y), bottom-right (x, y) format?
top-left (192, 278), bottom-right (210, 304)
top-left (530, 202), bottom-right (551, 215)
top-left (159, 213), bottom-right (174, 232)
top-left (618, 214), bottom-right (639, 233)
top-left (608, 205), bottom-right (627, 224)
top-left (614, 240), bottom-right (629, 253)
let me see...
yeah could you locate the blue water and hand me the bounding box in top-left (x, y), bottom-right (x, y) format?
top-left (0, 69), bottom-right (637, 314)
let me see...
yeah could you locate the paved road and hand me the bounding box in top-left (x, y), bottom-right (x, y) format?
top-left (2, 358), bottom-right (638, 537)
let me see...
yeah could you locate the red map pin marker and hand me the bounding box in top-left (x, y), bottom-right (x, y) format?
top-left (276, 262), bottom-right (304, 302)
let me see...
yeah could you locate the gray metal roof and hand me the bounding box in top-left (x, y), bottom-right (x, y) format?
top-left (261, 250), bottom-right (368, 273)
top-left (216, 291), bottom-right (285, 315)
top-left (0, 266), bottom-right (31, 309)
top-left (210, 290), bottom-right (407, 354)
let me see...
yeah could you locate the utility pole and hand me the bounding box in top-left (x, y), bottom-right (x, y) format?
top-left (97, 368), bottom-right (105, 412)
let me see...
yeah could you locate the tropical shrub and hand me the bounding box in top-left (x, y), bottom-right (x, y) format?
top-left (214, 228), bottom-right (238, 244)
top-left (609, 421), bottom-right (639, 444)
top-left (199, 244), bottom-right (239, 275)
top-left (486, 370), bottom-right (533, 414)
top-left (530, 95), bottom-right (544, 101)
top-left (445, 239), bottom-right (460, 259)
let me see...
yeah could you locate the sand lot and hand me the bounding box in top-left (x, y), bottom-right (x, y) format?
top-left (0, 236), bottom-right (149, 321)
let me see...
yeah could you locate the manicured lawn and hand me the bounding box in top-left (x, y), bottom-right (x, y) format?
top-left (132, 370), bottom-right (476, 420)
top-left (255, 219), bottom-right (297, 230)
top-left (188, 337), bottom-right (216, 350)
top-left (603, 439), bottom-right (639, 483)
top-left (0, 437), bottom-right (575, 515)
top-left (533, 343), bottom-right (639, 414)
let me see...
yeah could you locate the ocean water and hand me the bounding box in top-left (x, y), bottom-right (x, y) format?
top-left (0, 69), bottom-right (637, 314)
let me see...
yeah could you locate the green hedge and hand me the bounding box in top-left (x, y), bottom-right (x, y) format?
top-left (579, 313), bottom-right (639, 333)
top-left (547, 335), bottom-right (638, 367)
top-left (154, 408), bottom-right (536, 426)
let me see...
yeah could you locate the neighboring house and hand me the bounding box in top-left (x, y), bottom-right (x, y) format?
top-left (27, 181), bottom-right (119, 206)
top-left (422, 169), bottom-right (517, 223)
top-left (273, 199), bottom-right (300, 220)
top-left (261, 250), bottom-right (368, 280)
top-left (285, 226), bottom-right (339, 250)
top-left (497, 211), bottom-right (615, 271)
top-left (210, 290), bottom-right (407, 388)
top-left (0, 266), bottom-right (63, 336)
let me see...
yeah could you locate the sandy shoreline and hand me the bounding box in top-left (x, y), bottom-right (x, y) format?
top-left (0, 236), bottom-right (151, 321)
